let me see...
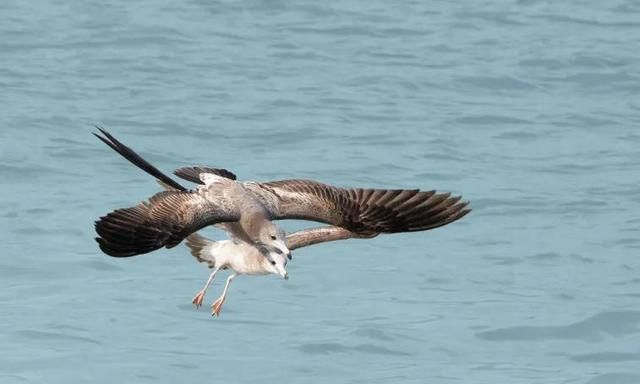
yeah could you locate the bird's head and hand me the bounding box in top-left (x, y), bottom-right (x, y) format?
top-left (263, 250), bottom-right (289, 279)
top-left (257, 222), bottom-right (291, 261)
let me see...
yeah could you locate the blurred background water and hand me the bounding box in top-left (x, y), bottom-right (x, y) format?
top-left (1, 0), bottom-right (640, 383)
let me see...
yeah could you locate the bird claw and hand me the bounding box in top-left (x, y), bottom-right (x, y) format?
top-left (192, 291), bottom-right (206, 309)
top-left (211, 297), bottom-right (225, 317)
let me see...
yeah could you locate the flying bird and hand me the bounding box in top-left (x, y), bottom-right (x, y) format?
top-left (183, 226), bottom-right (374, 316)
top-left (93, 128), bottom-right (471, 315)
top-left (157, 178), bottom-right (376, 316)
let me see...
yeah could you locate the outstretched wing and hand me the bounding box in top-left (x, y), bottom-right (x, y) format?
top-left (259, 179), bottom-right (470, 234)
top-left (95, 188), bottom-right (240, 257)
top-left (286, 226), bottom-right (376, 250)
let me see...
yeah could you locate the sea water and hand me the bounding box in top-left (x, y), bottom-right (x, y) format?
top-left (1, 1), bottom-right (640, 383)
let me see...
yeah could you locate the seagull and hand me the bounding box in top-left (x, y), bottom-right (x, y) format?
top-left (183, 226), bottom-right (373, 316)
top-left (151, 179), bottom-right (290, 316)
top-left (94, 129), bottom-right (470, 257)
top-left (183, 232), bottom-right (288, 316)
top-left (93, 128), bottom-right (471, 315)
top-left (156, 179), bottom-right (374, 316)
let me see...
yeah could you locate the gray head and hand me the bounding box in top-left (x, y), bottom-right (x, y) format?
top-left (257, 221), bottom-right (291, 260)
top-left (242, 212), bottom-right (291, 259)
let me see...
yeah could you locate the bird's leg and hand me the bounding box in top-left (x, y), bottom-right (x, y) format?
top-left (192, 267), bottom-right (220, 309)
top-left (211, 273), bottom-right (237, 317)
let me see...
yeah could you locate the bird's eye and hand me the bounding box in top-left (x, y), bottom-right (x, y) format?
top-left (270, 261), bottom-right (276, 266)
top-left (270, 235), bottom-right (276, 240)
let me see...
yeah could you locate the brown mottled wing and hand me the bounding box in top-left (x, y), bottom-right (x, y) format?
top-left (95, 189), bottom-right (240, 257)
top-left (174, 166), bottom-right (237, 183)
top-left (261, 179), bottom-right (470, 234)
top-left (286, 226), bottom-right (377, 250)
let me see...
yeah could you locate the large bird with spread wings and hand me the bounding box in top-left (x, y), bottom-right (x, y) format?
top-left (93, 128), bottom-right (470, 316)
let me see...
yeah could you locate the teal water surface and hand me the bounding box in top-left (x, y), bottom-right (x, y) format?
top-left (2, 1), bottom-right (640, 383)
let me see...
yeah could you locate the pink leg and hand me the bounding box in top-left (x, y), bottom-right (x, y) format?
top-left (192, 267), bottom-right (219, 309)
top-left (211, 273), bottom-right (237, 317)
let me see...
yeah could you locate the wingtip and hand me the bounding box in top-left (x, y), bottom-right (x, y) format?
top-left (92, 132), bottom-right (111, 147)
top-left (91, 126), bottom-right (188, 192)
top-left (95, 125), bottom-right (110, 137)
top-left (460, 199), bottom-right (471, 213)
top-left (93, 126), bottom-right (123, 149)
top-left (92, 125), bottom-right (107, 138)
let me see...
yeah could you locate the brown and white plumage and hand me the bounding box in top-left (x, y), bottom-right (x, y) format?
top-left (254, 180), bottom-right (469, 234)
top-left (96, 187), bottom-right (240, 256)
top-left (174, 170), bottom-right (470, 234)
top-left (92, 128), bottom-right (471, 316)
top-left (94, 129), bottom-right (470, 257)
top-left (94, 128), bottom-right (288, 258)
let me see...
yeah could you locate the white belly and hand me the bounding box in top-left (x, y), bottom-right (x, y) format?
top-left (210, 241), bottom-right (268, 275)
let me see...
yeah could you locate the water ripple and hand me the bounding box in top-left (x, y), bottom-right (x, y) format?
top-left (15, 330), bottom-right (102, 346)
top-left (298, 342), bottom-right (411, 356)
top-left (477, 311), bottom-right (640, 342)
top-left (571, 351), bottom-right (640, 363)
top-left (586, 373), bottom-right (640, 384)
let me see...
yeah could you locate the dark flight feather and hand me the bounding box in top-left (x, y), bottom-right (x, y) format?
top-left (93, 127), bottom-right (187, 192)
top-left (261, 179), bottom-right (470, 234)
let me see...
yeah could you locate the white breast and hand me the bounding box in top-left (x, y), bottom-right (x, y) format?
top-left (207, 241), bottom-right (269, 275)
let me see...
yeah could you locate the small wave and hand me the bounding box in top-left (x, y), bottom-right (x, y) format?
top-left (299, 342), bottom-right (411, 356)
top-left (571, 351), bottom-right (640, 363)
top-left (586, 373), bottom-right (640, 384)
top-left (477, 310), bottom-right (640, 342)
top-left (15, 330), bottom-right (102, 346)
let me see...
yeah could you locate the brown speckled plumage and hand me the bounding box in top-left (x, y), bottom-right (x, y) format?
top-left (95, 188), bottom-right (242, 257)
top-left (93, 129), bottom-right (470, 258)
top-left (259, 179), bottom-right (470, 235)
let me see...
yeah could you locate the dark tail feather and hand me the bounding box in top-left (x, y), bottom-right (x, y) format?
top-left (93, 126), bottom-right (187, 192)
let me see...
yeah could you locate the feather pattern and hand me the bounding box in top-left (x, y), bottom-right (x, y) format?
top-left (259, 179), bottom-right (470, 234)
top-left (95, 187), bottom-right (242, 257)
top-left (175, 166), bottom-right (237, 183)
top-left (93, 128), bottom-right (471, 259)
top-left (285, 226), bottom-right (376, 250)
